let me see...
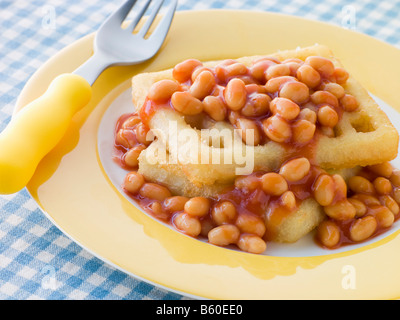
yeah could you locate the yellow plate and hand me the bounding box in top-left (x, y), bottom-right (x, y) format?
top-left (16, 10), bottom-right (400, 299)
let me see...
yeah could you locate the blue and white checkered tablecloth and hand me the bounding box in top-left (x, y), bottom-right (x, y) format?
top-left (1, 0), bottom-right (400, 300)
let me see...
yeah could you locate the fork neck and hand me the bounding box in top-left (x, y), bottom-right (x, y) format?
top-left (73, 51), bottom-right (114, 86)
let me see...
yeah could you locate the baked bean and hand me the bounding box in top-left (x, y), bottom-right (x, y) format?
top-left (317, 105), bottom-right (339, 128)
top-left (139, 183), bottom-right (172, 201)
top-left (279, 81), bottom-right (309, 104)
top-left (389, 171), bottom-right (400, 190)
top-left (203, 96), bottom-right (227, 121)
top-left (266, 64), bottom-right (291, 80)
top-left (237, 234), bottom-right (267, 254)
top-left (321, 82), bottom-right (345, 99)
top-left (373, 177), bottom-right (392, 195)
top-left (224, 78), bottom-right (247, 111)
top-left (150, 201), bottom-right (167, 219)
top-left (348, 198), bottom-right (367, 217)
top-left (334, 67), bottom-right (349, 85)
top-left (350, 216), bottom-right (377, 242)
top-left (368, 162), bottom-right (393, 178)
top-left (171, 91), bottom-right (203, 115)
top-left (228, 110), bottom-right (240, 125)
top-left (393, 187), bottom-right (400, 203)
top-left (270, 97), bottom-right (300, 120)
top-left (379, 195), bottom-right (400, 215)
top-left (190, 67), bottom-right (206, 82)
top-left (281, 191), bottom-right (296, 210)
top-left (389, 170), bottom-right (400, 188)
top-left (148, 79), bottom-right (180, 102)
top-left (116, 129), bottom-right (135, 149)
top-left (340, 94), bottom-right (359, 112)
top-left (348, 176), bottom-right (375, 194)
top-left (184, 197), bottom-right (210, 217)
top-left (164, 196), bottom-right (189, 212)
top-left (124, 145), bottom-right (146, 167)
top-left (208, 224), bottom-right (240, 246)
top-left (374, 206), bottom-right (395, 228)
top-left (265, 76), bottom-right (297, 93)
top-left (124, 172), bottom-right (145, 194)
top-left (173, 212), bottom-right (201, 237)
top-left (135, 123), bottom-right (151, 146)
top-left (298, 108), bottom-right (317, 124)
top-left (235, 213), bottom-right (266, 237)
top-left (324, 199), bottom-right (356, 220)
top-left (317, 220), bottom-right (340, 248)
top-left (310, 91), bottom-right (339, 108)
top-left (190, 70), bottom-right (216, 100)
top-left (249, 59), bottom-right (276, 82)
top-left (241, 93), bottom-right (270, 117)
top-left (262, 115), bottom-right (292, 143)
top-left (236, 118), bottom-right (261, 146)
top-left (237, 76), bottom-right (257, 85)
top-left (332, 174), bottom-right (347, 199)
top-left (285, 61), bottom-right (302, 77)
top-left (225, 63), bottom-right (248, 78)
top-left (352, 194), bottom-right (381, 207)
top-left (211, 201), bottom-right (237, 225)
top-left (291, 119), bottom-right (316, 145)
top-left (173, 59), bottom-right (203, 83)
top-left (215, 60), bottom-right (236, 82)
top-left (261, 172), bottom-right (288, 196)
top-left (305, 56), bottom-right (335, 77)
top-left (279, 157), bottom-right (310, 182)
top-left (191, 66), bottom-right (214, 82)
top-left (245, 84), bottom-right (267, 95)
top-left (234, 175), bottom-right (260, 192)
top-left (122, 115), bottom-right (141, 129)
top-left (296, 64), bottom-right (321, 88)
top-left (313, 174), bottom-right (335, 206)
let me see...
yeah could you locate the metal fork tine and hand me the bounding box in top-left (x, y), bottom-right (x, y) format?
top-left (100, 0), bottom-right (137, 29)
top-left (137, 0), bottom-right (165, 37)
top-left (148, 0), bottom-right (177, 42)
top-left (79, 0), bottom-right (177, 84)
top-left (126, 0), bottom-right (152, 33)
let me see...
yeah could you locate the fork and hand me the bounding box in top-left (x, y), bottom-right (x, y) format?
top-left (0, 0), bottom-right (177, 194)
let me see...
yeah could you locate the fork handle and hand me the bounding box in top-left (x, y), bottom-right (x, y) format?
top-left (0, 74), bottom-right (91, 194)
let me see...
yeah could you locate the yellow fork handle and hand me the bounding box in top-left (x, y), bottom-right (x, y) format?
top-left (0, 74), bottom-right (92, 194)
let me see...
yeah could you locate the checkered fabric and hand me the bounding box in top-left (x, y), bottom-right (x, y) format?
top-left (1, 0), bottom-right (400, 300)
